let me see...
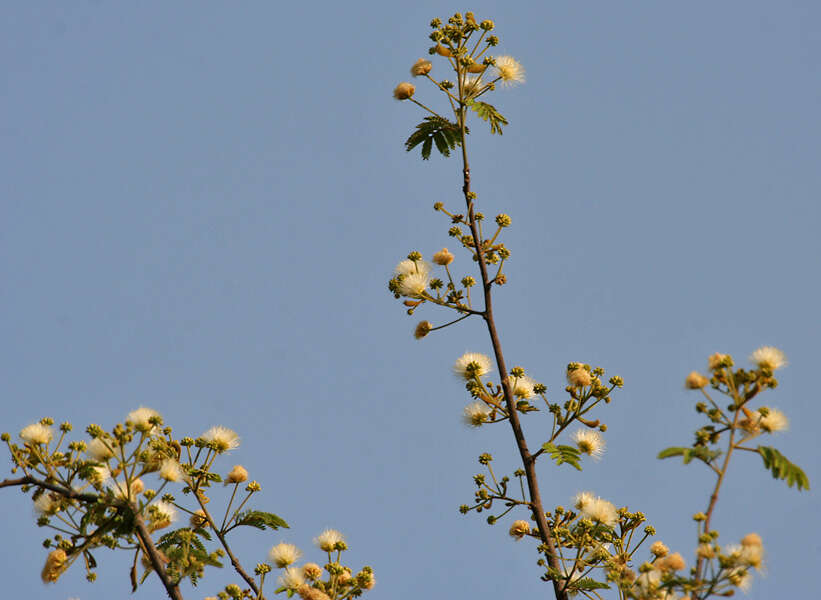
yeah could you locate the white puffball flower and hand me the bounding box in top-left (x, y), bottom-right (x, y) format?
top-left (126, 407), bottom-right (161, 433)
top-left (749, 346), bottom-right (787, 371)
top-left (463, 401), bottom-right (491, 427)
top-left (20, 423), bottom-right (53, 445)
top-left (201, 426), bottom-right (240, 453)
top-left (572, 429), bottom-right (606, 460)
top-left (268, 542), bottom-right (302, 568)
top-left (314, 528), bottom-right (346, 552)
top-left (159, 459), bottom-right (185, 482)
top-left (453, 352), bottom-right (493, 380)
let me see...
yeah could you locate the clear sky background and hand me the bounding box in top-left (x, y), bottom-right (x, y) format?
top-left (2, 2), bottom-right (819, 599)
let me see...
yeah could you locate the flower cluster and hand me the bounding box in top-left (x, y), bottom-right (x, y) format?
top-left (268, 530), bottom-right (375, 599)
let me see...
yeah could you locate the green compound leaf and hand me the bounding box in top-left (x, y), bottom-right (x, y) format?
top-left (573, 578), bottom-right (611, 591)
top-left (757, 446), bottom-right (810, 491)
top-left (657, 446), bottom-right (722, 465)
top-left (468, 100), bottom-right (509, 135)
top-left (234, 510), bottom-right (290, 531)
top-left (541, 443), bottom-right (582, 471)
top-left (405, 116), bottom-right (463, 159)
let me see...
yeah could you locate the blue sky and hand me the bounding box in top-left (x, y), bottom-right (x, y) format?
top-left (1, 2), bottom-right (819, 599)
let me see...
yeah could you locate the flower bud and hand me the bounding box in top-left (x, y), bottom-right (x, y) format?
top-left (225, 465), bottom-right (248, 485)
top-left (410, 58), bottom-right (432, 77)
top-left (393, 82), bottom-right (415, 101)
top-left (685, 371), bottom-right (709, 389)
top-left (509, 520), bottom-right (530, 539)
top-left (432, 248), bottom-right (455, 265)
top-left (414, 321), bottom-right (433, 339)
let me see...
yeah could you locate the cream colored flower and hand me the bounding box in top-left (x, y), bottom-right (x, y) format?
top-left (572, 429), bottom-right (605, 460)
top-left (567, 366), bottom-right (592, 387)
top-left (269, 542), bottom-right (302, 568)
top-left (86, 438), bottom-right (115, 461)
top-left (225, 465), bottom-right (248, 485)
top-left (201, 426), bottom-right (240, 453)
top-left (126, 407), bottom-right (161, 433)
top-left (650, 541), bottom-right (669, 557)
top-left (432, 248), bottom-right (454, 266)
top-left (397, 272), bottom-right (429, 297)
top-left (394, 259), bottom-right (430, 277)
top-left (573, 491), bottom-right (596, 511)
top-left (20, 423), bottom-right (52, 445)
top-left (511, 375), bottom-right (536, 399)
top-left (190, 509), bottom-right (208, 528)
top-left (749, 346), bottom-right (787, 371)
top-left (463, 75), bottom-right (484, 97)
top-left (508, 520), bottom-right (530, 539)
top-left (34, 493), bottom-right (61, 515)
top-left (584, 497), bottom-right (618, 527)
top-left (453, 352), bottom-right (493, 379)
top-left (314, 529), bottom-right (345, 552)
top-left (159, 459), bottom-right (184, 482)
top-left (302, 562), bottom-right (322, 580)
top-left (759, 408), bottom-right (788, 433)
top-left (148, 500), bottom-right (177, 531)
top-left (88, 465), bottom-right (111, 485)
top-left (707, 352), bottom-right (731, 370)
top-left (574, 492), bottom-right (617, 527)
top-left (727, 567), bottom-right (753, 592)
top-left (656, 552), bottom-right (685, 571)
top-left (493, 55), bottom-right (525, 86)
top-left (278, 566), bottom-right (306, 590)
top-left (463, 401), bottom-right (491, 427)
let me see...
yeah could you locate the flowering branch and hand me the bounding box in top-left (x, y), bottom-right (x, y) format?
top-left (390, 12), bottom-right (808, 600)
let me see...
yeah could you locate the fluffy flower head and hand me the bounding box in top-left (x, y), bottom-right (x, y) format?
top-left (201, 426), bottom-right (240, 453)
top-left (493, 55), bottom-right (525, 86)
top-left (432, 248), bottom-right (454, 266)
top-left (511, 375), bottom-right (536, 399)
top-left (453, 352), bottom-right (493, 380)
top-left (759, 408), bottom-right (788, 433)
top-left (463, 401), bottom-right (491, 427)
top-left (86, 438), bottom-right (115, 461)
top-left (397, 272), bottom-right (429, 297)
top-left (34, 493), bottom-right (61, 515)
top-left (159, 459), bottom-right (184, 482)
top-left (509, 520), bottom-right (530, 539)
top-left (225, 464), bottom-right (248, 485)
top-left (278, 567), bottom-right (306, 590)
top-left (126, 407), bottom-right (161, 433)
top-left (749, 346), bottom-right (787, 371)
top-left (314, 528), bottom-right (345, 552)
top-left (20, 423), bottom-right (53, 445)
top-left (572, 429), bottom-right (605, 460)
top-left (269, 542), bottom-right (302, 568)
top-left (148, 500), bottom-right (177, 531)
top-left (574, 492), bottom-right (617, 527)
top-left (394, 259), bottom-right (430, 277)
top-left (567, 365), bottom-right (592, 387)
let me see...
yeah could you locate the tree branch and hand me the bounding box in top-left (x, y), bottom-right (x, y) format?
top-left (457, 102), bottom-right (568, 600)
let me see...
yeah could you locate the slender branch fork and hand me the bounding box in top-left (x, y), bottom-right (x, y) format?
top-left (456, 106), bottom-right (568, 600)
